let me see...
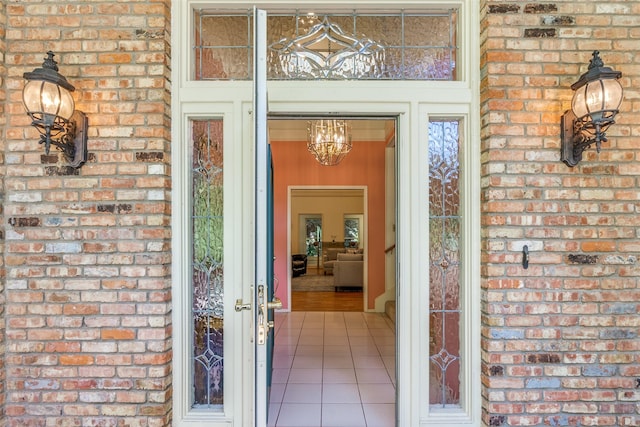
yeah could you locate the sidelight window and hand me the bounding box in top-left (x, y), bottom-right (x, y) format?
top-left (428, 120), bottom-right (462, 409)
top-left (191, 119), bottom-right (225, 409)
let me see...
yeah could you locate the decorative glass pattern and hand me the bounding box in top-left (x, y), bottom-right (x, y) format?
top-left (192, 119), bottom-right (224, 408)
top-left (428, 120), bottom-right (461, 408)
top-left (194, 10), bottom-right (457, 81)
top-left (269, 16), bottom-right (385, 80)
top-left (194, 11), bottom-right (252, 80)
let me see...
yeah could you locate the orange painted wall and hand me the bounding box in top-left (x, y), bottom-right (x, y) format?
top-left (270, 139), bottom-right (388, 310)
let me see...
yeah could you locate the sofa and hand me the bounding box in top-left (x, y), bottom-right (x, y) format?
top-left (332, 252), bottom-right (364, 291)
top-left (322, 248), bottom-right (346, 275)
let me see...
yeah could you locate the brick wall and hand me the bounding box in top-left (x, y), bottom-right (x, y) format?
top-left (3, 2), bottom-right (172, 426)
top-left (2, 1), bottom-right (639, 426)
top-left (0, 1), bottom-right (6, 426)
top-left (480, 1), bottom-right (640, 426)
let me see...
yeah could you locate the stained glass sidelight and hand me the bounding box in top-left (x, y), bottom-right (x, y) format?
top-left (194, 10), bottom-right (457, 81)
top-left (192, 119), bottom-right (224, 408)
top-left (428, 120), bottom-right (461, 408)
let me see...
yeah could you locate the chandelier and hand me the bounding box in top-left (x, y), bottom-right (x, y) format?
top-left (307, 119), bottom-right (352, 166)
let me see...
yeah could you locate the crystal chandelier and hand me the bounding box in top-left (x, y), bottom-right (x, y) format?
top-left (307, 119), bottom-right (352, 166)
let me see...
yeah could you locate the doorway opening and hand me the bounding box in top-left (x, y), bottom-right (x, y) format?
top-left (267, 117), bottom-right (397, 426)
top-left (290, 187), bottom-right (366, 312)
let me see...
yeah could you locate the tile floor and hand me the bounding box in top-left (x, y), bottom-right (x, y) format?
top-left (268, 311), bottom-right (396, 427)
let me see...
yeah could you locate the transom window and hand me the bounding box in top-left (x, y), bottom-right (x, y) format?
top-left (194, 9), bottom-right (458, 81)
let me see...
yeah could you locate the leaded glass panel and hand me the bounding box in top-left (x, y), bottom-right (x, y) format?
top-left (194, 10), bottom-right (457, 81)
top-left (195, 12), bottom-right (252, 80)
top-left (192, 119), bottom-right (224, 408)
top-left (428, 120), bottom-right (461, 408)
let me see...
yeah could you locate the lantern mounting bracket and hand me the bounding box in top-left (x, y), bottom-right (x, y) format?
top-left (560, 109), bottom-right (608, 167)
top-left (43, 110), bottom-right (88, 168)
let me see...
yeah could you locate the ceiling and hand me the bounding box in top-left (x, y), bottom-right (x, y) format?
top-left (268, 119), bottom-right (395, 143)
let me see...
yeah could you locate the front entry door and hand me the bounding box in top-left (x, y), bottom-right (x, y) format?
top-left (175, 4), bottom-right (480, 427)
top-left (252, 8), bottom-right (279, 427)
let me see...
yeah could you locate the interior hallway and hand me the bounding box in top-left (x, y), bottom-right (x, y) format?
top-left (268, 311), bottom-right (396, 427)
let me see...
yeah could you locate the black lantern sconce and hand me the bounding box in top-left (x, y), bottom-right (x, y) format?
top-left (22, 51), bottom-right (88, 168)
top-left (561, 51), bottom-right (623, 167)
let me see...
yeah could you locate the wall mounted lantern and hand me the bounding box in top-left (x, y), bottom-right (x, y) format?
top-left (22, 51), bottom-right (88, 168)
top-left (561, 51), bottom-right (623, 167)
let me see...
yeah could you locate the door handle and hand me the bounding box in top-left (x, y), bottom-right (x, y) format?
top-left (267, 297), bottom-right (282, 310)
top-left (256, 285), bottom-right (281, 345)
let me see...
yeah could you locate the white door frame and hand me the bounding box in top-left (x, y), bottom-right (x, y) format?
top-left (253, 8), bottom-right (270, 427)
top-left (171, 2), bottom-right (481, 426)
top-left (171, 88), bottom-right (480, 427)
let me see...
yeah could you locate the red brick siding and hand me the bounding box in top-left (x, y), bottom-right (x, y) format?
top-left (481, 1), bottom-right (640, 426)
top-left (1, 1), bottom-right (639, 426)
top-left (3, 1), bottom-right (171, 426)
top-left (0, 1), bottom-right (7, 426)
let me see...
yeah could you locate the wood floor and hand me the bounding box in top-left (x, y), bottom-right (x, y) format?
top-left (291, 267), bottom-right (364, 312)
top-left (291, 290), bottom-right (364, 312)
